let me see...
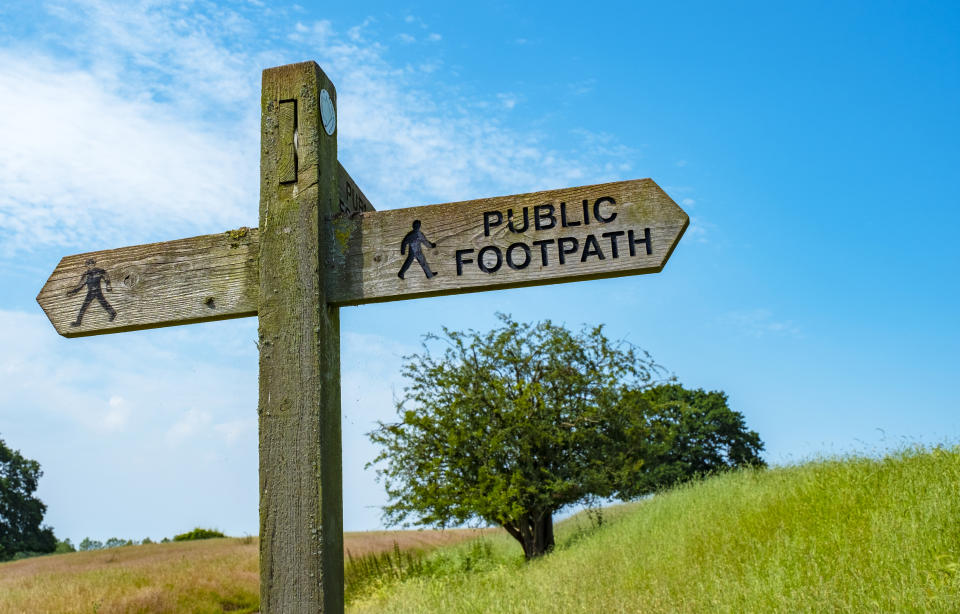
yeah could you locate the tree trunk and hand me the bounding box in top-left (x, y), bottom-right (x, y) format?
top-left (538, 511), bottom-right (555, 555)
top-left (504, 511), bottom-right (556, 560)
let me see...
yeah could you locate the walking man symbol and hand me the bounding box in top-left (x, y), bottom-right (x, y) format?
top-left (68, 258), bottom-right (117, 326)
top-left (397, 220), bottom-right (437, 279)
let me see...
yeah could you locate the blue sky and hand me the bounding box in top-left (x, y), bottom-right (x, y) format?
top-left (0, 1), bottom-right (957, 543)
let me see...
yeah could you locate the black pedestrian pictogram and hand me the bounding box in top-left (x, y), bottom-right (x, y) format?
top-left (67, 258), bottom-right (116, 326)
top-left (397, 220), bottom-right (437, 280)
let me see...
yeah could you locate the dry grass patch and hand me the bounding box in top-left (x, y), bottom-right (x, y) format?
top-left (0, 529), bottom-right (491, 614)
top-left (344, 528), bottom-right (492, 558)
top-left (0, 538), bottom-right (258, 614)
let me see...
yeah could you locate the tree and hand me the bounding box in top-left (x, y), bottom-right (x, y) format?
top-left (368, 314), bottom-right (664, 559)
top-left (0, 437), bottom-right (56, 561)
top-left (54, 538), bottom-right (76, 554)
top-left (608, 384), bottom-right (766, 499)
top-left (369, 316), bottom-right (768, 560)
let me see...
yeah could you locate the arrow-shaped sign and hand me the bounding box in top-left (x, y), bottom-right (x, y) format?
top-left (38, 177), bottom-right (687, 337)
top-left (326, 177), bottom-right (687, 305)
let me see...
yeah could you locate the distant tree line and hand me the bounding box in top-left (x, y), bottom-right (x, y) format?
top-left (63, 528), bottom-right (226, 553)
top-left (1, 440), bottom-right (230, 562)
top-left (11, 528), bottom-right (229, 560)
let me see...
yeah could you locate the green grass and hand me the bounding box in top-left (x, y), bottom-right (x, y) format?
top-left (349, 446), bottom-right (960, 613)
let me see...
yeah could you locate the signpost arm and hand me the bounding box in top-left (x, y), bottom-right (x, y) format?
top-left (258, 61), bottom-right (344, 613)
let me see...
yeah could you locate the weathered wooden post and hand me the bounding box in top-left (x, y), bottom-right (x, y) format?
top-left (37, 59), bottom-right (688, 613)
top-left (258, 61), bottom-right (344, 612)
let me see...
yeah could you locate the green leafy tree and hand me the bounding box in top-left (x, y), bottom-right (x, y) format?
top-left (54, 538), bottom-right (76, 554)
top-left (369, 317), bottom-right (767, 560)
top-left (368, 315), bottom-right (664, 559)
top-left (0, 437), bottom-right (56, 561)
top-left (609, 384), bottom-right (766, 499)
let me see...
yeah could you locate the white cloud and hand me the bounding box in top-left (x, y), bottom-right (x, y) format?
top-left (0, 0), bottom-right (262, 256)
top-left (165, 409), bottom-right (213, 446)
top-left (497, 93), bottom-right (518, 109)
top-left (0, 3), bottom-right (639, 258)
top-left (397, 33), bottom-right (416, 44)
top-left (214, 419), bottom-right (254, 444)
top-left (722, 309), bottom-right (802, 338)
top-left (297, 21), bottom-right (639, 210)
top-left (290, 20), bottom-right (333, 44)
top-left (347, 17), bottom-right (375, 42)
top-left (571, 78), bottom-right (596, 96)
top-left (45, 0), bottom-right (257, 114)
top-left (403, 15), bottom-right (429, 29)
top-left (0, 51), bottom-right (254, 254)
top-left (682, 198), bottom-right (696, 207)
top-left (102, 395), bottom-right (130, 432)
top-left (0, 310), bottom-right (258, 437)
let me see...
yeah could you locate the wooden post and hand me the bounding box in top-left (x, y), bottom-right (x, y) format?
top-left (258, 61), bottom-right (343, 612)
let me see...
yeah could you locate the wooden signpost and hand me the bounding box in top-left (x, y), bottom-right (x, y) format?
top-left (37, 61), bottom-right (688, 612)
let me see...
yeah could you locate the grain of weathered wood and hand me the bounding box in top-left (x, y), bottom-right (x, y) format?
top-left (258, 61), bottom-right (344, 614)
top-left (325, 178), bottom-right (688, 305)
top-left (36, 228), bottom-right (259, 338)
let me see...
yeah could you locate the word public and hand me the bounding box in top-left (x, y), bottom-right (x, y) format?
top-left (455, 197), bottom-right (652, 275)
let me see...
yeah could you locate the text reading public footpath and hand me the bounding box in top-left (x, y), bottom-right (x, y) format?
top-left (455, 196), bottom-right (652, 275)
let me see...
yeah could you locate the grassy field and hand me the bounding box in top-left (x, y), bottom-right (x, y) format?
top-left (0, 528), bottom-right (489, 614)
top-left (351, 446), bottom-right (960, 613)
top-left (2, 446), bottom-right (958, 613)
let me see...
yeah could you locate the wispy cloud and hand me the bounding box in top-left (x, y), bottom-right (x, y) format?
top-left (0, 1), bottom-right (640, 257)
top-left (0, 310), bottom-right (258, 437)
top-left (722, 308), bottom-right (802, 338)
top-left (290, 20), bottom-right (334, 44)
top-left (102, 396), bottom-right (131, 432)
top-left (0, 50), bottom-right (255, 254)
top-left (570, 78), bottom-right (596, 96)
top-left (165, 408), bottom-right (213, 446)
top-left (214, 419), bottom-right (255, 444)
top-left (497, 92), bottom-right (519, 109)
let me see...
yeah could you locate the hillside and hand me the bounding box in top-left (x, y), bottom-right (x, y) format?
top-left (351, 446), bottom-right (960, 613)
top-left (2, 447), bottom-right (958, 613)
